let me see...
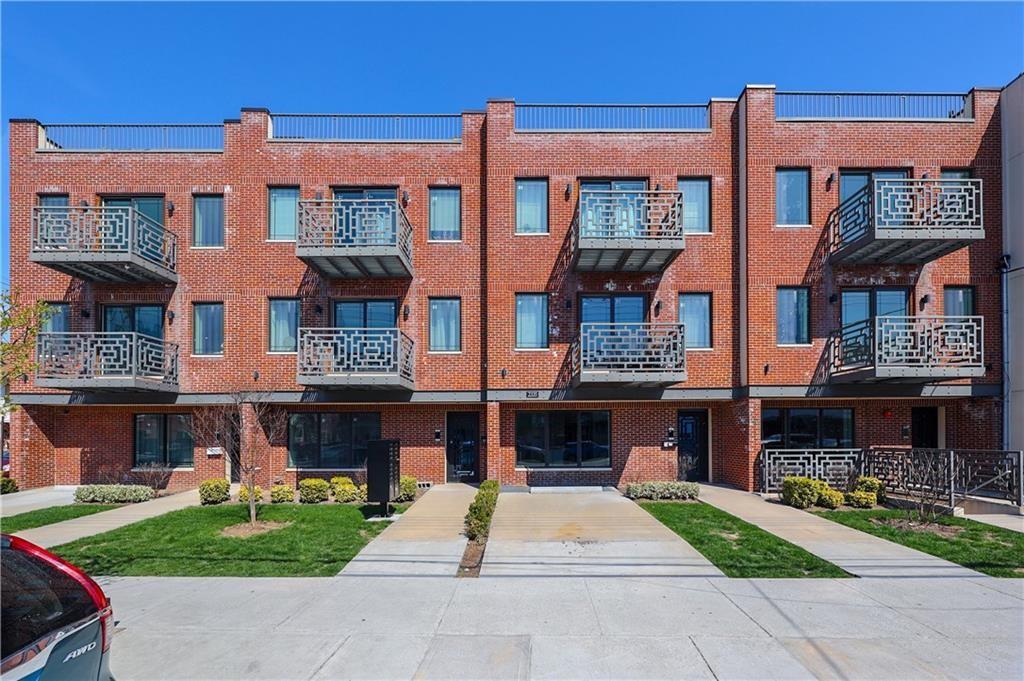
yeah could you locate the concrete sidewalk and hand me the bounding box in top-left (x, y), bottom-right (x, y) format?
top-left (699, 484), bottom-right (982, 578)
top-left (965, 513), bottom-right (1024, 533)
top-left (13, 489), bottom-right (201, 548)
top-left (340, 483), bottom-right (476, 576)
top-left (1, 486), bottom-right (76, 516)
top-left (482, 490), bottom-right (723, 577)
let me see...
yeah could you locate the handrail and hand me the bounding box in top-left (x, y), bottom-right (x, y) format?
top-left (515, 104), bottom-right (709, 131)
top-left (776, 92), bottom-right (972, 121)
top-left (269, 114), bottom-right (462, 142)
top-left (39, 124), bottom-right (223, 151)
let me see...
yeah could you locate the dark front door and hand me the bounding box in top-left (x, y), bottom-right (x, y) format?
top-left (677, 410), bottom-right (709, 482)
top-left (911, 407), bottom-right (940, 448)
top-left (446, 412), bottom-right (479, 483)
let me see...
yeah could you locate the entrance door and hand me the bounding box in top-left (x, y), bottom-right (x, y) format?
top-left (911, 407), bottom-right (940, 448)
top-left (677, 410), bottom-right (709, 482)
top-left (446, 412), bottom-right (479, 483)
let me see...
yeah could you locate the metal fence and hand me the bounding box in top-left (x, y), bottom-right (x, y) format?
top-left (865, 447), bottom-right (1024, 507)
top-left (36, 332), bottom-right (179, 386)
top-left (576, 190), bottom-right (684, 239)
top-left (514, 104), bottom-right (709, 131)
top-left (32, 206), bottom-right (177, 272)
top-left (270, 114), bottom-right (462, 141)
top-left (574, 323), bottom-right (686, 375)
top-left (759, 448), bottom-right (862, 493)
top-left (829, 316), bottom-right (983, 375)
top-left (298, 328), bottom-right (414, 382)
top-left (297, 198), bottom-right (413, 261)
top-left (775, 92), bottom-right (972, 121)
top-left (39, 124), bottom-right (223, 151)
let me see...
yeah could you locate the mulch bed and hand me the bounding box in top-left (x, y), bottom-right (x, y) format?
top-left (870, 517), bottom-right (965, 538)
top-left (219, 520), bottom-right (292, 538)
top-left (458, 539), bottom-right (486, 578)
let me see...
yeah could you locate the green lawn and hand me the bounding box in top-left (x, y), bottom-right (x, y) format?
top-left (1, 504), bottom-right (121, 534)
top-left (814, 509), bottom-right (1024, 578)
top-left (52, 503), bottom-right (405, 577)
top-left (640, 501), bottom-right (849, 578)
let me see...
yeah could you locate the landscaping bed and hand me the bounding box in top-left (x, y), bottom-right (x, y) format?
top-left (1, 504), bottom-right (121, 534)
top-left (459, 480), bottom-right (499, 577)
top-left (814, 508), bottom-right (1024, 578)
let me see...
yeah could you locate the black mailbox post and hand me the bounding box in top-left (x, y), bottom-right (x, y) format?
top-left (366, 439), bottom-right (401, 515)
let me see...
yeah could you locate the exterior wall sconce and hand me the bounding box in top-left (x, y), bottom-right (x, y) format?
top-left (402, 190), bottom-right (410, 206)
top-left (500, 368), bottom-right (508, 379)
top-left (922, 172), bottom-right (930, 179)
top-left (828, 293), bottom-right (837, 304)
top-left (314, 304), bottom-right (323, 315)
top-left (434, 429), bottom-right (442, 443)
top-left (252, 370), bottom-right (260, 382)
top-left (655, 183), bottom-right (661, 191)
top-left (564, 183), bottom-right (571, 200)
top-left (920, 294), bottom-right (931, 308)
top-left (763, 363), bottom-right (770, 375)
top-left (167, 201), bottom-right (175, 217)
top-left (564, 299), bottom-right (572, 310)
top-left (79, 200), bottom-right (89, 209)
top-left (654, 300), bottom-right (662, 317)
top-left (80, 309), bottom-right (90, 318)
top-left (315, 191), bottom-right (323, 201)
top-left (403, 304), bottom-right (410, 320)
top-left (166, 310), bottom-right (175, 323)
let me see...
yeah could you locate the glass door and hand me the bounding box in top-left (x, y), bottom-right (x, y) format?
top-left (446, 412), bottom-right (480, 483)
top-left (839, 170), bottom-right (908, 236)
top-left (103, 197), bottom-right (164, 259)
top-left (103, 305), bottom-right (164, 339)
top-left (334, 188), bottom-right (397, 244)
top-left (334, 300), bottom-right (398, 373)
top-left (580, 180), bottom-right (647, 237)
top-left (580, 294), bottom-right (646, 362)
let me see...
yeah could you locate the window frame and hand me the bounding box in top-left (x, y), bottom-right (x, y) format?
top-left (192, 302), bottom-right (225, 356)
top-left (267, 185), bottom-right (300, 242)
top-left (760, 407), bottom-right (855, 450)
top-left (943, 285), bottom-right (975, 317)
top-left (427, 186), bottom-right (463, 242)
top-left (677, 176), bottom-right (712, 235)
top-left (514, 410), bottom-right (612, 469)
top-left (428, 297), bottom-right (462, 353)
top-left (515, 293), bottom-right (549, 350)
top-left (133, 413), bottom-right (194, 469)
top-left (42, 302), bottom-right (71, 333)
top-left (514, 178), bottom-right (549, 235)
top-left (191, 194), bottom-right (225, 249)
top-left (678, 292), bottom-right (713, 350)
top-left (775, 167), bottom-right (811, 227)
top-left (286, 411), bottom-right (382, 470)
top-left (776, 286), bottom-right (811, 346)
top-left (268, 298), bottom-right (300, 354)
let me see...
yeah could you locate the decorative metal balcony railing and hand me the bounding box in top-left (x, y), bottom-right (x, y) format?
top-left (572, 322), bottom-right (686, 384)
top-left (269, 114), bottom-right (462, 142)
top-left (830, 316), bottom-right (983, 380)
top-left (572, 190), bottom-right (685, 272)
top-left (297, 328), bottom-right (415, 389)
top-left (39, 124), bottom-right (224, 151)
top-left (36, 332), bottom-right (179, 391)
top-left (514, 104), bottom-right (709, 131)
top-left (296, 198), bottom-right (414, 278)
top-left (775, 92), bottom-right (972, 121)
top-left (759, 447), bottom-right (862, 493)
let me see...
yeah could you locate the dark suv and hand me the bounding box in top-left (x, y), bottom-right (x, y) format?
top-left (1, 535), bottom-right (113, 680)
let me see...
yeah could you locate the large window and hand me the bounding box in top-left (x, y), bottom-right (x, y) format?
top-left (678, 178), bottom-right (711, 233)
top-left (287, 412), bottom-right (381, 469)
top-left (944, 286), bottom-right (974, 317)
top-left (775, 168), bottom-right (810, 226)
top-left (515, 179), bottom-right (548, 234)
top-left (193, 195), bottom-right (224, 247)
top-left (38, 194), bottom-right (69, 208)
top-left (429, 298), bottom-right (461, 352)
top-left (429, 187), bottom-right (461, 241)
top-left (776, 287), bottom-right (810, 345)
top-left (134, 414), bottom-right (194, 467)
top-left (679, 293), bottom-right (711, 349)
top-left (193, 303), bottom-right (224, 355)
top-left (761, 408), bottom-right (854, 449)
top-left (515, 410), bottom-right (610, 469)
top-left (515, 294), bottom-right (548, 349)
top-left (269, 299), bottom-right (299, 352)
top-left (268, 187), bottom-right (299, 240)
top-left (42, 303), bottom-right (70, 333)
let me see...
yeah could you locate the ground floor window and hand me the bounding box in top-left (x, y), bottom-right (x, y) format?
top-left (134, 414), bottom-right (194, 468)
top-left (515, 410), bottom-right (610, 468)
top-left (761, 408), bottom-right (854, 449)
top-left (288, 412), bottom-right (381, 469)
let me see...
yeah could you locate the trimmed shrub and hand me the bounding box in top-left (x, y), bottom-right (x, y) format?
top-left (397, 475), bottom-right (418, 502)
top-left (624, 481), bottom-right (700, 501)
top-left (817, 488), bottom-right (844, 509)
top-left (465, 481), bottom-right (499, 540)
top-left (781, 477), bottom-right (822, 509)
top-left (238, 485), bottom-right (263, 504)
top-left (854, 476), bottom-right (887, 504)
top-left (270, 485), bottom-right (294, 504)
top-left (298, 478), bottom-right (330, 504)
top-left (332, 480), bottom-right (361, 503)
top-left (75, 484), bottom-right (155, 504)
top-left (845, 490), bottom-right (877, 508)
top-left (1, 477), bottom-right (18, 495)
top-left (329, 476), bottom-right (354, 489)
top-left (198, 479), bottom-right (230, 505)
top-left (357, 484), bottom-right (368, 502)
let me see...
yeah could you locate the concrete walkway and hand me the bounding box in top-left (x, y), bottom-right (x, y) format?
top-left (699, 484), bottom-right (982, 578)
top-left (482, 490), bottom-right (722, 577)
top-left (340, 483), bottom-right (476, 576)
top-left (1, 486), bottom-right (76, 516)
top-left (965, 513), bottom-right (1024, 533)
top-left (14, 489), bottom-right (201, 548)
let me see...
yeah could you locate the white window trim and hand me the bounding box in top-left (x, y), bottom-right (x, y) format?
top-left (190, 353), bottom-right (225, 358)
top-left (428, 350), bottom-right (463, 355)
top-left (190, 245), bottom-right (226, 250)
top-left (514, 231), bottom-right (550, 236)
top-left (514, 347), bottom-right (550, 352)
top-left (687, 346), bottom-right (714, 352)
top-left (776, 343), bottom-right (813, 348)
top-left (427, 239), bottom-right (463, 244)
top-left (683, 230), bottom-right (713, 236)
top-left (265, 238), bottom-right (297, 243)
top-left (267, 351), bottom-right (298, 355)
top-left (774, 224), bottom-right (813, 229)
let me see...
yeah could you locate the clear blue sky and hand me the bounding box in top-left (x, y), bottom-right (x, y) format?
top-left (3, 1), bottom-right (1022, 287)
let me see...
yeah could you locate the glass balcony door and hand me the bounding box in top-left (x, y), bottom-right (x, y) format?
top-left (333, 300), bottom-right (398, 373)
top-left (333, 188), bottom-right (397, 244)
top-left (100, 304), bottom-right (164, 378)
top-left (581, 180), bottom-right (647, 237)
top-left (101, 197), bottom-right (164, 255)
top-left (840, 288), bottom-right (909, 366)
top-left (839, 170), bottom-right (908, 237)
top-left (581, 294), bottom-right (646, 362)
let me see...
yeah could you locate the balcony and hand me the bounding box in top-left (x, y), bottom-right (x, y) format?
top-left (572, 191), bottom-right (685, 272)
top-left (35, 333), bottom-right (179, 392)
top-left (828, 179), bottom-right (984, 264)
top-left (30, 206), bottom-right (178, 283)
top-left (296, 199), bottom-right (414, 278)
top-left (297, 328), bottom-right (415, 390)
top-left (572, 323), bottom-right (686, 386)
top-left (829, 316), bottom-right (984, 383)
top-left (775, 91), bottom-right (973, 122)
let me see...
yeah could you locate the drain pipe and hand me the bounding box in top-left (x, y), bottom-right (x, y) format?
top-left (1000, 254), bottom-right (1011, 449)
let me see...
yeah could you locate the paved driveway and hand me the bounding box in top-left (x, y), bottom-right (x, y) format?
top-left (0, 486), bottom-right (76, 516)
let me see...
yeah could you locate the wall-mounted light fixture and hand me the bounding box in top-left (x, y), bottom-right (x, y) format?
top-left (314, 304), bottom-right (323, 315)
top-left (253, 370), bottom-right (260, 382)
top-left (828, 293), bottom-right (838, 304)
top-left (403, 304), bottom-right (410, 320)
top-left (883, 408), bottom-right (894, 418)
top-left (80, 309), bottom-right (90, 319)
top-left (763, 363), bottom-right (770, 375)
top-left (402, 190), bottom-right (410, 205)
top-left (500, 368), bottom-right (508, 379)
top-left (827, 172), bottom-right (836, 188)
top-left (654, 300), bottom-right (662, 317)
top-left (166, 310), bottom-right (175, 323)
top-left (564, 183), bottom-right (571, 200)
top-left (167, 201), bottom-right (175, 217)
top-left (565, 299), bottom-right (572, 310)
top-left (655, 183), bottom-right (661, 191)
top-left (922, 172), bottom-right (930, 179)
top-left (920, 294), bottom-right (931, 308)
top-left (79, 200), bottom-right (89, 209)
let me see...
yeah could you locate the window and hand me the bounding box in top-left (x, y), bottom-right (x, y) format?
top-left (102, 196), bottom-right (164, 225)
top-left (944, 286), bottom-right (975, 317)
top-left (334, 300), bottom-right (396, 328)
top-left (193, 303), bottom-right (224, 355)
top-left (941, 169), bottom-right (972, 180)
top-left (103, 304), bottom-right (163, 338)
top-left (679, 293), bottom-right (712, 349)
top-left (269, 299), bottom-right (299, 352)
top-left (678, 178), bottom-right (711, 233)
top-left (38, 194), bottom-right (69, 207)
top-left (515, 179), bottom-right (548, 234)
top-left (268, 187), bottom-right (299, 240)
top-left (429, 187), bottom-right (461, 241)
top-left (42, 303), bottom-right (70, 333)
top-left (776, 287), bottom-right (810, 345)
top-left (761, 408), bottom-right (853, 449)
top-left (515, 294), bottom-right (548, 349)
top-left (134, 414), bottom-right (194, 467)
top-left (775, 168), bottom-right (810, 226)
top-left (429, 298), bottom-right (460, 352)
top-left (515, 411), bottom-right (610, 468)
top-left (287, 412), bottom-right (381, 469)
top-left (193, 195), bottom-right (224, 247)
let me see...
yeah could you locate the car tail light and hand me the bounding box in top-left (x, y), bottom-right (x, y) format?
top-left (7, 535), bottom-right (113, 650)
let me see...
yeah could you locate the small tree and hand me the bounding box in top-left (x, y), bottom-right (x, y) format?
top-left (192, 391), bottom-right (287, 525)
top-left (1, 290), bottom-right (53, 417)
top-left (903, 449), bottom-right (949, 524)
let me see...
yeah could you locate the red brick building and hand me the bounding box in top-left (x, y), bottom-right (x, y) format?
top-left (7, 85), bottom-right (1007, 492)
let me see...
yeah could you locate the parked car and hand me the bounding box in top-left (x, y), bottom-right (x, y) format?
top-left (1, 534), bottom-right (113, 680)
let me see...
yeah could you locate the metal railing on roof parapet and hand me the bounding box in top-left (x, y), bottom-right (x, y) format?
top-left (775, 92), bottom-right (972, 121)
top-left (39, 124), bottom-right (224, 151)
top-left (269, 114), bottom-right (462, 142)
top-left (514, 104), bottom-right (709, 131)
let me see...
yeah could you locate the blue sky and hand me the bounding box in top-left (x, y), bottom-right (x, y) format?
top-left (3, 1), bottom-right (1022, 287)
